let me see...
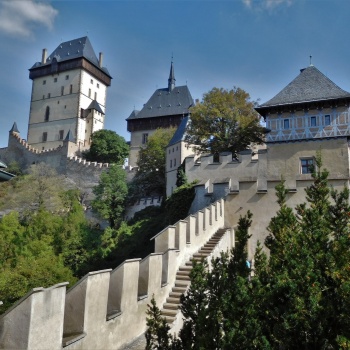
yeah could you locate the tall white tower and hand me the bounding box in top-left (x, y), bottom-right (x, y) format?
top-left (27, 37), bottom-right (112, 152)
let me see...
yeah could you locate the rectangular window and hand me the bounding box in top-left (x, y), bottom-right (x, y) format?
top-left (170, 160), bottom-right (172, 168)
top-left (59, 130), bottom-right (64, 140)
top-left (61, 86), bottom-right (64, 96)
top-left (65, 75), bottom-right (69, 80)
top-left (90, 79), bottom-right (93, 84)
top-left (174, 158), bottom-right (176, 166)
top-left (43, 80), bottom-right (46, 85)
top-left (142, 133), bottom-right (148, 144)
top-left (97, 83), bottom-right (99, 88)
top-left (88, 88), bottom-right (91, 98)
top-left (283, 119), bottom-right (290, 129)
top-left (94, 92), bottom-right (97, 100)
top-left (325, 115), bottom-right (331, 126)
top-left (70, 84), bottom-right (73, 94)
top-left (310, 116), bottom-right (316, 126)
top-left (300, 158), bottom-right (314, 174)
top-left (47, 93), bottom-right (50, 98)
top-left (54, 78), bottom-right (57, 83)
top-left (42, 132), bottom-right (47, 142)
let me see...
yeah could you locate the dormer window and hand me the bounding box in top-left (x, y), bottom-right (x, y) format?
top-left (310, 116), bottom-right (317, 127)
top-left (325, 115), bottom-right (331, 126)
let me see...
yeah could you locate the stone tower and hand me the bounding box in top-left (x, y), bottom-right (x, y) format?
top-left (27, 37), bottom-right (112, 152)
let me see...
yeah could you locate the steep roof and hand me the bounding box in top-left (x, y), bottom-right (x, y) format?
top-left (87, 100), bottom-right (105, 114)
top-left (258, 65), bottom-right (350, 108)
top-left (31, 36), bottom-right (110, 76)
top-left (127, 85), bottom-right (194, 120)
top-left (168, 115), bottom-right (189, 146)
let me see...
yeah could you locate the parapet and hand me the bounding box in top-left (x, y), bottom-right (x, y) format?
top-left (0, 199), bottom-right (226, 349)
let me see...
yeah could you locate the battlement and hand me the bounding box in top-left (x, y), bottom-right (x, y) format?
top-left (0, 199), bottom-right (228, 349)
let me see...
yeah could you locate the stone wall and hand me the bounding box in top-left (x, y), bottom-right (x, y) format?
top-left (0, 199), bottom-right (226, 350)
top-left (185, 139), bottom-right (350, 257)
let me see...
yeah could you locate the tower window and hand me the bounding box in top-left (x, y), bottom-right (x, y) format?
top-left (325, 115), bottom-right (331, 126)
top-left (43, 80), bottom-right (46, 85)
top-left (90, 79), bottom-right (93, 84)
top-left (97, 83), bottom-right (99, 88)
top-left (61, 86), bottom-right (64, 96)
top-left (70, 84), bottom-right (73, 94)
top-left (170, 160), bottom-right (172, 168)
top-left (94, 92), bottom-right (97, 100)
top-left (88, 89), bottom-right (91, 98)
top-left (283, 119), bottom-right (290, 129)
top-left (65, 75), bottom-right (69, 80)
top-left (47, 93), bottom-right (50, 98)
top-left (54, 78), bottom-right (57, 83)
top-left (142, 133), bottom-right (148, 144)
top-left (45, 106), bottom-right (50, 121)
top-left (59, 130), bottom-right (64, 140)
top-left (310, 116), bottom-right (317, 126)
top-left (42, 132), bottom-right (47, 142)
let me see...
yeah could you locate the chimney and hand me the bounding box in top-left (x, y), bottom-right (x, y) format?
top-left (41, 48), bottom-right (47, 64)
top-left (99, 52), bottom-right (103, 67)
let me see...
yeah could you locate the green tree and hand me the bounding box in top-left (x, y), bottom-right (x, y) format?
top-left (146, 154), bottom-right (350, 348)
top-left (129, 128), bottom-right (175, 200)
top-left (92, 164), bottom-right (128, 229)
top-left (185, 87), bottom-right (266, 157)
top-left (83, 129), bottom-right (129, 165)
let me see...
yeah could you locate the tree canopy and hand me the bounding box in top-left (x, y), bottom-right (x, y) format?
top-left (92, 164), bottom-right (128, 229)
top-left (83, 129), bottom-right (129, 165)
top-left (146, 154), bottom-right (350, 349)
top-left (185, 87), bottom-right (266, 157)
top-left (129, 128), bottom-right (175, 201)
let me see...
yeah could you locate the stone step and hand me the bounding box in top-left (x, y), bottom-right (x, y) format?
top-left (161, 309), bottom-right (178, 317)
top-left (177, 270), bottom-right (190, 276)
top-left (176, 275), bottom-right (190, 281)
top-left (169, 292), bottom-right (182, 298)
top-left (173, 286), bottom-right (187, 293)
top-left (166, 297), bottom-right (181, 304)
top-left (163, 303), bottom-right (179, 310)
top-left (179, 266), bottom-right (192, 271)
top-left (175, 280), bottom-right (191, 287)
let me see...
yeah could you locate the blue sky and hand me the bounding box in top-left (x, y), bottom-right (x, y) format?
top-left (1, 0), bottom-right (350, 148)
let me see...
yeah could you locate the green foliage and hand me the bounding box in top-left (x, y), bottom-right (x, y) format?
top-left (92, 164), bottom-right (128, 229)
top-left (164, 181), bottom-right (197, 225)
top-left (83, 129), bottom-right (129, 165)
top-left (185, 87), bottom-right (266, 157)
top-left (6, 161), bottom-right (23, 176)
top-left (176, 161), bottom-right (187, 188)
top-left (129, 128), bottom-right (175, 201)
top-left (146, 154), bottom-right (350, 348)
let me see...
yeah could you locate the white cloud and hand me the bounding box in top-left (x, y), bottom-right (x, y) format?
top-left (0, 0), bottom-right (58, 37)
top-left (242, 0), bottom-right (293, 10)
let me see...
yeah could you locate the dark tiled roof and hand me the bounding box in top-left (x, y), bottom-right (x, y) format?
top-left (127, 85), bottom-right (194, 120)
top-left (168, 115), bottom-right (189, 146)
top-left (0, 160), bottom-right (7, 168)
top-left (127, 110), bottom-right (140, 120)
top-left (31, 36), bottom-right (110, 76)
top-left (87, 100), bottom-right (105, 114)
top-left (65, 130), bottom-right (75, 142)
top-left (259, 65), bottom-right (350, 108)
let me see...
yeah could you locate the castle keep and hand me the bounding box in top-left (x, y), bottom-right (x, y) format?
top-left (28, 36), bottom-right (111, 153)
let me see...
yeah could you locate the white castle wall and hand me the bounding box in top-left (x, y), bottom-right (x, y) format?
top-left (0, 199), bottom-right (226, 350)
top-left (185, 140), bottom-right (350, 257)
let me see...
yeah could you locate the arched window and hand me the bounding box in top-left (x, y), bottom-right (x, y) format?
top-left (45, 106), bottom-right (50, 121)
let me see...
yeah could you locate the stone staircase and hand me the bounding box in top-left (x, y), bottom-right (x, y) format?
top-left (160, 228), bottom-right (227, 324)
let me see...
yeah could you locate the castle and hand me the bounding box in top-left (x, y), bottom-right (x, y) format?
top-left (1, 34), bottom-right (350, 348)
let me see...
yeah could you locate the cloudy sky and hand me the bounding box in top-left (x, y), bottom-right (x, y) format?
top-left (0, 0), bottom-right (350, 148)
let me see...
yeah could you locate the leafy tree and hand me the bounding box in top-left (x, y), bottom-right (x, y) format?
top-left (129, 128), bottom-right (175, 201)
top-left (146, 154), bottom-right (350, 348)
top-left (83, 129), bottom-right (129, 165)
top-left (92, 164), bottom-right (128, 229)
top-left (185, 87), bottom-right (266, 157)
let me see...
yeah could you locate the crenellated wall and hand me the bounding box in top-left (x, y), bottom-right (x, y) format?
top-left (0, 199), bottom-right (227, 350)
top-left (185, 139), bottom-right (350, 257)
